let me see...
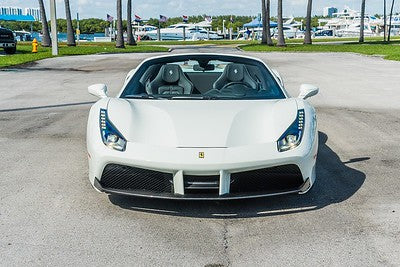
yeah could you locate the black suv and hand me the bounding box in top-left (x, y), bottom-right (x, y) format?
top-left (0, 27), bottom-right (17, 54)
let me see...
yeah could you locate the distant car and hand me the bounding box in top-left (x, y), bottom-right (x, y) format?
top-left (314, 30), bottom-right (334, 37)
top-left (87, 54), bottom-right (319, 200)
top-left (0, 27), bottom-right (17, 54)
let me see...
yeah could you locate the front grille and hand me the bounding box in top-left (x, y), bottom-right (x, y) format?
top-left (100, 164), bottom-right (174, 193)
top-left (230, 164), bottom-right (303, 193)
top-left (184, 174), bottom-right (220, 194)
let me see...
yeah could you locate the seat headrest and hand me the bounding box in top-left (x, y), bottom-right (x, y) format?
top-left (226, 64), bottom-right (245, 82)
top-left (162, 64), bottom-right (180, 83)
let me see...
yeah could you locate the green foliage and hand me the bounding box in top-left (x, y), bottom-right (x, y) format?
top-left (0, 21), bottom-right (41, 32)
top-left (241, 39), bottom-right (400, 61)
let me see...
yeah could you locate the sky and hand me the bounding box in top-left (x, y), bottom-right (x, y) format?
top-left (0, 0), bottom-right (394, 19)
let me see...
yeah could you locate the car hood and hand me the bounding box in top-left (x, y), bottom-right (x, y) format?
top-left (107, 98), bottom-right (298, 148)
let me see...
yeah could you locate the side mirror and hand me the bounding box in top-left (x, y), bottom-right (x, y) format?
top-left (88, 84), bottom-right (108, 98)
top-left (271, 69), bottom-right (284, 86)
top-left (298, 84), bottom-right (319, 100)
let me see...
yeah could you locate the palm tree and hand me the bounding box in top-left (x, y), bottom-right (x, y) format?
top-left (388, 0), bottom-right (395, 42)
top-left (383, 0), bottom-right (387, 42)
top-left (304, 0), bottom-right (313, 44)
top-left (64, 0), bottom-right (76, 46)
top-left (359, 0), bottom-right (366, 43)
top-left (126, 0), bottom-right (136, 45)
top-left (116, 0), bottom-right (125, 48)
top-left (38, 0), bottom-right (51, 47)
top-left (261, 0), bottom-right (273, 45)
top-left (277, 0), bottom-right (286, 46)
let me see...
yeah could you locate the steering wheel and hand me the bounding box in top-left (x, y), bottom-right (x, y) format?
top-left (221, 81), bottom-right (252, 91)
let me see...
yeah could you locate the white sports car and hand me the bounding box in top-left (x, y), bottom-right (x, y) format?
top-left (87, 54), bottom-right (319, 200)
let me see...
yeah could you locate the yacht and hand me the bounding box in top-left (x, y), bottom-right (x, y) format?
top-left (319, 6), bottom-right (381, 37)
top-left (145, 23), bottom-right (222, 41)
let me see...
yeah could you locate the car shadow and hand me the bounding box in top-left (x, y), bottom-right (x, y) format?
top-left (108, 131), bottom-right (368, 218)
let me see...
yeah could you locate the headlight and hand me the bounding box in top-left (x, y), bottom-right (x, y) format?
top-left (100, 109), bottom-right (127, 151)
top-left (277, 109), bottom-right (304, 152)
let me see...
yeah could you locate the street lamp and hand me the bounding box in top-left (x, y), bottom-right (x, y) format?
top-left (50, 0), bottom-right (58, 55)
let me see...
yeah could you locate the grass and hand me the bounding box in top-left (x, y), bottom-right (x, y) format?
top-left (241, 40), bottom-right (400, 61)
top-left (0, 42), bottom-right (169, 68)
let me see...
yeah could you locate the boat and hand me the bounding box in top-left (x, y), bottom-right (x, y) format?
top-left (145, 23), bottom-right (222, 41)
top-left (14, 30), bottom-right (32, 41)
top-left (319, 6), bottom-right (381, 37)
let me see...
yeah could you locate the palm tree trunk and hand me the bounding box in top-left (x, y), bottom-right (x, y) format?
top-left (116, 0), bottom-right (125, 48)
top-left (126, 0), bottom-right (136, 45)
top-left (277, 0), bottom-right (286, 46)
top-left (388, 0), bottom-right (395, 42)
top-left (261, 0), bottom-right (268, 44)
top-left (304, 0), bottom-right (313, 44)
top-left (266, 0), bottom-right (273, 45)
top-left (383, 0), bottom-right (387, 42)
top-left (359, 0), bottom-right (366, 43)
top-left (261, 0), bottom-right (273, 45)
top-left (38, 0), bottom-right (51, 47)
top-left (64, 0), bottom-right (76, 46)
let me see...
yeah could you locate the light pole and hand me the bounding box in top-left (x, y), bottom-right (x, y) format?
top-left (49, 0), bottom-right (58, 55)
top-left (222, 19), bottom-right (226, 38)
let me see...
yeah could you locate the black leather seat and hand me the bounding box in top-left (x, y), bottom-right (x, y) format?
top-left (147, 64), bottom-right (194, 95)
top-left (213, 63), bottom-right (258, 90)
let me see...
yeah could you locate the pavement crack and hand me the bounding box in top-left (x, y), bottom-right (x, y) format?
top-left (222, 220), bottom-right (231, 267)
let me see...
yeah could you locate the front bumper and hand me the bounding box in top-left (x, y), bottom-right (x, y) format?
top-left (92, 163), bottom-right (312, 200)
top-left (0, 42), bottom-right (16, 48)
top-left (88, 131), bottom-right (318, 200)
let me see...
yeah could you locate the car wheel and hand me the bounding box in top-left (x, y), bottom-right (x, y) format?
top-left (5, 47), bottom-right (16, 54)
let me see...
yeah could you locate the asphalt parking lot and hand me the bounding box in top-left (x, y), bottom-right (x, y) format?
top-left (1, 46), bottom-right (400, 266)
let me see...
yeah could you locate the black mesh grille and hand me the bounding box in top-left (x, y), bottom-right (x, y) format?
top-left (100, 164), bottom-right (173, 193)
top-left (184, 174), bottom-right (220, 195)
top-left (230, 164), bottom-right (303, 193)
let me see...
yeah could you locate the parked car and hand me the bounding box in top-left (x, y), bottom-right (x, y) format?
top-left (87, 54), bottom-right (320, 200)
top-left (0, 27), bottom-right (17, 54)
top-left (314, 29), bottom-right (334, 37)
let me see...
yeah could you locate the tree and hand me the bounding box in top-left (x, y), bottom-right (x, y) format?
top-left (126, 0), bottom-right (136, 45)
top-left (64, 0), bottom-right (76, 46)
top-left (38, 0), bottom-right (51, 47)
top-left (277, 0), bottom-right (286, 46)
top-left (384, 0), bottom-right (387, 42)
top-left (116, 0), bottom-right (125, 48)
top-left (261, 0), bottom-right (273, 45)
top-left (359, 0), bottom-right (366, 43)
top-left (304, 0), bottom-right (313, 44)
top-left (388, 0), bottom-right (395, 42)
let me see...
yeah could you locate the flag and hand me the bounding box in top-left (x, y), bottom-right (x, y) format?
top-left (107, 14), bottom-right (114, 22)
top-left (134, 14), bottom-right (142, 22)
top-left (204, 16), bottom-right (212, 23)
top-left (159, 15), bottom-right (168, 23)
top-left (182, 15), bottom-right (188, 23)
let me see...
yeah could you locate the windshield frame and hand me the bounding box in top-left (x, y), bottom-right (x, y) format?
top-left (119, 54), bottom-right (288, 100)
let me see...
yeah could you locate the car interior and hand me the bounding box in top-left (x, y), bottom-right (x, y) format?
top-left (123, 58), bottom-right (285, 99)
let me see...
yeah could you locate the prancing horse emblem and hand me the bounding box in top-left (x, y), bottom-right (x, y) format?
top-left (199, 152), bottom-right (205, 159)
top-left (234, 69), bottom-right (238, 74)
top-left (169, 70), bottom-right (174, 75)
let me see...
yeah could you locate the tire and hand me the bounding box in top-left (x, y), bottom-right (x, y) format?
top-left (4, 47), bottom-right (16, 55)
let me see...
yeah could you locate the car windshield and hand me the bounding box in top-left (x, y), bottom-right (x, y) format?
top-left (121, 55), bottom-right (285, 100)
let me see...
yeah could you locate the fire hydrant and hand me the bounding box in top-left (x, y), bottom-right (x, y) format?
top-left (32, 38), bottom-right (38, 53)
